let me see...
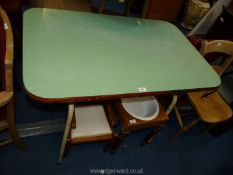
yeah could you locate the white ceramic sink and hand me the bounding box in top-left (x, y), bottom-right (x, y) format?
top-left (121, 96), bottom-right (160, 121)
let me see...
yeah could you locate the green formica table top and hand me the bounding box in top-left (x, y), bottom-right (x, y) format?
top-left (23, 8), bottom-right (220, 102)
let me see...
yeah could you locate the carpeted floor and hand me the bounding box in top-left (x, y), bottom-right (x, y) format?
top-left (1, 117), bottom-right (233, 175)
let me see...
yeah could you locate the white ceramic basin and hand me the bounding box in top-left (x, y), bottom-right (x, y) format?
top-left (121, 96), bottom-right (160, 121)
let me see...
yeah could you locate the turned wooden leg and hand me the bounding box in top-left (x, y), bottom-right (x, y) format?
top-left (6, 100), bottom-right (25, 149)
top-left (169, 118), bottom-right (200, 140)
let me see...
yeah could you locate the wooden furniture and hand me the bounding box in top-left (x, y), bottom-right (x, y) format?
top-left (108, 97), bottom-right (168, 152)
top-left (145, 0), bottom-right (184, 22)
top-left (23, 9), bottom-right (220, 163)
top-left (27, 0), bottom-right (91, 11)
top-left (170, 40), bottom-right (233, 139)
top-left (0, 0), bottom-right (21, 12)
top-left (0, 7), bottom-right (25, 148)
top-left (62, 104), bottom-right (117, 158)
top-left (208, 103), bottom-right (233, 137)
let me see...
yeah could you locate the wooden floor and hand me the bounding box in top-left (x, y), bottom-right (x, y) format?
top-left (29, 0), bottom-right (91, 11)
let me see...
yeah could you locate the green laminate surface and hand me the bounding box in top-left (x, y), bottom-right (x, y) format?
top-left (23, 8), bottom-right (220, 100)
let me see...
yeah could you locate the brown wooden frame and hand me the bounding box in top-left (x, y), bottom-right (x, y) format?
top-left (0, 7), bottom-right (25, 149)
top-left (170, 40), bottom-right (233, 139)
top-left (69, 104), bottom-right (117, 144)
top-left (105, 98), bottom-right (169, 153)
top-left (25, 87), bottom-right (217, 104)
top-left (58, 103), bottom-right (117, 164)
top-left (26, 0), bottom-right (92, 11)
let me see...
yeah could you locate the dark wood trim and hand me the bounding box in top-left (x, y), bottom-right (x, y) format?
top-left (113, 101), bottom-right (168, 133)
top-left (68, 134), bottom-right (113, 144)
top-left (24, 86), bottom-right (218, 104)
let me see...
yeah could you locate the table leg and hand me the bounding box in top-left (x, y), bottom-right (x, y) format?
top-left (58, 104), bottom-right (74, 164)
top-left (166, 95), bottom-right (178, 115)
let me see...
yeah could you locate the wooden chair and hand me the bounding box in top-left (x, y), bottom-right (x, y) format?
top-left (0, 7), bottom-right (25, 149)
top-left (171, 40), bottom-right (233, 139)
top-left (106, 96), bottom-right (169, 153)
top-left (58, 104), bottom-right (117, 163)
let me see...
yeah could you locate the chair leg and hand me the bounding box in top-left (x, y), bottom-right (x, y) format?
top-left (174, 106), bottom-right (183, 128)
top-left (103, 133), bottom-right (117, 153)
top-left (166, 95), bottom-right (178, 115)
top-left (63, 141), bottom-right (71, 158)
top-left (201, 123), bottom-right (216, 133)
top-left (0, 139), bottom-right (13, 147)
top-left (141, 125), bottom-right (164, 146)
top-left (109, 131), bottom-right (127, 153)
top-left (58, 104), bottom-right (74, 164)
top-left (169, 118), bottom-right (200, 140)
top-left (6, 100), bottom-right (25, 149)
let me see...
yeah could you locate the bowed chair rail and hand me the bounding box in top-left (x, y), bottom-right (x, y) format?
top-left (0, 7), bottom-right (25, 149)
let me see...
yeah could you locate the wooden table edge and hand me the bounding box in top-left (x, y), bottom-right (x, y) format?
top-left (24, 86), bottom-right (219, 104)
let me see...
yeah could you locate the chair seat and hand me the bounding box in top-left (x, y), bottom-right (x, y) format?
top-left (71, 105), bottom-right (112, 139)
top-left (187, 91), bottom-right (232, 123)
